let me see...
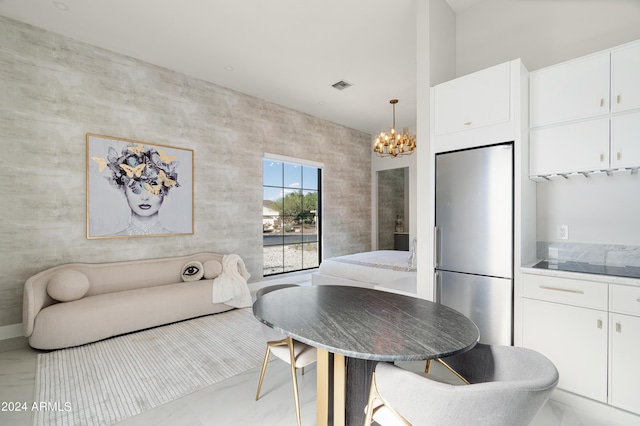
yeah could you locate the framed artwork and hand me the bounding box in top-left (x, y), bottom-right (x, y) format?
top-left (86, 133), bottom-right (194, 238)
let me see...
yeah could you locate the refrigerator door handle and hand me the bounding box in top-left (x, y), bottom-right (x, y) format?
top-left (434, 271), bottom-right (441, 303)
top-left (434, 226), bottom-right (440, 268)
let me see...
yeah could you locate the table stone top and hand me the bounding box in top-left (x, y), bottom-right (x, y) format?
top-left (253, 285), bottom-right (479, 361)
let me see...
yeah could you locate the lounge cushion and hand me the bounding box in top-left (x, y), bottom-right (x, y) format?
top-left (47, 270), bottom-right (90, 302)
top-left (30, 281), bottom-right (233, 349)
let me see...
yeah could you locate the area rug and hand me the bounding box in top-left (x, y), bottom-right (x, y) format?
top-left (32, 308), bottom-right (266, 426)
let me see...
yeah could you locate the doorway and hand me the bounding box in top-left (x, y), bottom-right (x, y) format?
top-left (377, 167), bottom-right (409, 250)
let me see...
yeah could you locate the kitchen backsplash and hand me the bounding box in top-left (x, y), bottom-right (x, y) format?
top-left (537, 242), bottom-right (640, 268)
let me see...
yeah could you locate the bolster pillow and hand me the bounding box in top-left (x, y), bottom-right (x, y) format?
top-left (47, 270), bottom-right (91, 302)
top-left (181, 261), bottom-right (204, 281)
top-left (203, 260), bottom-right (223, 279)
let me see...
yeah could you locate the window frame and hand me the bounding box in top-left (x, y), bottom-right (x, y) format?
top-left (262, 153), bottom-right (323, 277)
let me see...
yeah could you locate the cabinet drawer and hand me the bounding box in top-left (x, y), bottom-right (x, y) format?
top-left (610, 284), bottom-right (640, 316)
top-left (522, 274), bottom-right (607, 310)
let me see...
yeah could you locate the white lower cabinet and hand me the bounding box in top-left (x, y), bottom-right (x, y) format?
top-left (522, 298), bottom-right (608, 402)
top-left (521, 274), bottom-right (640, 415)
top-left (609, 313), bottom-right (640, 414)
top-left (608, 284), bottom-right (640, 415)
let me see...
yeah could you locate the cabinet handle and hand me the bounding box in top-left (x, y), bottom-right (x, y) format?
top-left (600, 98), bottom-right (604, 107)
top-left (600, 154), bottom-right (605, 162)
top-left (616, 322), bottom-right (622, 333)
top-left (464, 121), bottom-right (472, 126)
top-left (636, 297), bottom-right (640, 303)
top-left (539, 285), bottom-right (584, 294)
top-left (617, 152), bottom-right (621, 161)
top-left (597, 319), bottom-right (603, 329)
top-left (617, 95), bottom-right (621, 104)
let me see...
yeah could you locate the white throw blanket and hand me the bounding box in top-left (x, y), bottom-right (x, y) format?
top-left (212, 254), bottom-right (252, 308)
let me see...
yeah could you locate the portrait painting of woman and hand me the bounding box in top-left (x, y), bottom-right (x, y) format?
top-left (86, 134), bottom-right (194, 238)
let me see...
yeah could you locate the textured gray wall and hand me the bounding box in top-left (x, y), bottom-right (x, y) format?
top-left (0, 16), bottom-right (371, 327)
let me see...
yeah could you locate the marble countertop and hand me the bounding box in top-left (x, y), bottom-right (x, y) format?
top-left (253, 285), bottom-right (479, 362)
top-left (522, 261), bottom-right (640, 287)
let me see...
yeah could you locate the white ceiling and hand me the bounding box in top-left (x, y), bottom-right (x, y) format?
top-left (0, 0), bottom-right (479, 135)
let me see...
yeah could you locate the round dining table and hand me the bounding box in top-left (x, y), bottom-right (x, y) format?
top-left (253, 285), bottom-right (479, 426)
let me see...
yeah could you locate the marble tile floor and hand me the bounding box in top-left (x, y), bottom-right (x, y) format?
top-left (0, 334), bottom-right (625, 426)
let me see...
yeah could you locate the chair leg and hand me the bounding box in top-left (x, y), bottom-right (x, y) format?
top-left (424, 358), bottom-right (470, 385)
top-left (255, 345), bottom-right (272, 401)
top-left (287, 337), bottom-right (302, 426)
top-left (436, 358), bottom-right (470, 385)
top-left (364, 370), bottom-right (412, 426)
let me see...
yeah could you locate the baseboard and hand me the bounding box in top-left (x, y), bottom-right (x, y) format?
top-left (550, 388), bottom-right (640, 424)
top-left (0, 323), bottom-right (23, 340)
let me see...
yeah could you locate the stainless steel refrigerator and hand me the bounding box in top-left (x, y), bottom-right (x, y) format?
top-left (434, 142), bottom-right (513, 345)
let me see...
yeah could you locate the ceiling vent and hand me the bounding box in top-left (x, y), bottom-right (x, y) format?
top-left (331, 80), bottom-right (354, 91)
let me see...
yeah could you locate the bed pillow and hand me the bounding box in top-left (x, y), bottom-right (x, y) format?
top-left (181, 261), bottom-right (204, 281)
top-left (47, 270), bottom-right (90, 302)
top-left (203, 260), bottom-right (223, 279)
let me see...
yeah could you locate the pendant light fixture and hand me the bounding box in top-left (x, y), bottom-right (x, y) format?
top-left (373, 99), bottom-right (417, 157)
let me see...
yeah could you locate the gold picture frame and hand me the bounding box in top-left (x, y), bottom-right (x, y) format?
top-left (86, 133), bottom-right (194, 239)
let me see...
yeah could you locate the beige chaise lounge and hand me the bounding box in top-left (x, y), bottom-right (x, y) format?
top-left (23, 252), bottom-right (250, 350)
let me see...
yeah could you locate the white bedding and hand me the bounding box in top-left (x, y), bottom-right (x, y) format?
top-left (317, 250), bottom-right (415, 285)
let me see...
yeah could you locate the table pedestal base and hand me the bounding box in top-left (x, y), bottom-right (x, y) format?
top-left (345, 358), bottom-right (378, 426)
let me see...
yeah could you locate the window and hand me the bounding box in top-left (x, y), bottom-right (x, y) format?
top-left (263, 157), bottom-right (321, 276)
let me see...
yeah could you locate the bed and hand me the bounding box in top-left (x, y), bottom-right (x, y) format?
top-left (311, 250), bottom-right (417, 296)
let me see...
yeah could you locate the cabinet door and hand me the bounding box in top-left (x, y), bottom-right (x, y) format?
top-left (434, 62), bottom-right (510, 135)
top-left (522, 298), bottom-right (608, 402)
top-left (611, 41), bottom-right (640, 113)
top-left (611, 112), bottom-right (640, 169)
top-left (609, 313), bottom-right (640, 415)
top-left (530, 118), bottom-right (610, 175)
top-left (530, 52), bottom-right (610, 127)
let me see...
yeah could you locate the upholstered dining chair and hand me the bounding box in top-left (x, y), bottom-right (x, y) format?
top-left (364, 343), bottom-right (559, 426)
top-left (254, 284), bottom-right (317, 426)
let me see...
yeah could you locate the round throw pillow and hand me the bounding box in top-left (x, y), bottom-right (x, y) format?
top-left (203, 260), bottom-right (223, 279)
top-left (181, 260), bottom-right (204, 281)
top-left (47, 269), bottom-right (90, 302)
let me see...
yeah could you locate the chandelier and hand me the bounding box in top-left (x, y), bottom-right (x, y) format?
top-left (373, 99), bottom-right (417, 157)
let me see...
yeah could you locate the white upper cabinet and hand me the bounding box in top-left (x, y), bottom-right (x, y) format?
top-left (529, 39), bottom-right (640, 176)
top-left (530, 118), bottom-right (609, 175)
top-left (611, 42), bottom-right (640, 113)
top-left (611, 112), bottom-right (640, 169)
top-left (433, 62), bottom-right (511, 136)
top-left (530, 51), bottom-right (610, 128)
